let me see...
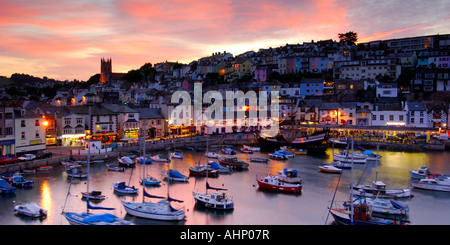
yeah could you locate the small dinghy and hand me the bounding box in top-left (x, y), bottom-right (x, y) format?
top-left (113, 181), bottom-right (138, 194)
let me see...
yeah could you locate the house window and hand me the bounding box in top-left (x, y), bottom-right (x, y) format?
top-left (5, 127), bottom-right (13, 135)
top-left (411, 118), bottom-right (415, 123)
top-left (399, 115), bottom-right (404, 121)
top-left (21, 120), bottom-right (26, 127)
top-left (389, 115), bottom-right (394, 121)
top-left (372, 115), bottom-right (377, 120)
top-left (65, 118), bottom-right (71, 125)
top-left (21, 132), bottom-right (25, 139)
top-left (420, 118), bottom-right (424, 124)
top-left (35, 120), bottom-right (40, 126)
top-left (36, 130), bottom-right (40, 138)
top-left (76, 118), bottom-right (83, 124)
top-left (380, 115), bottom-right (384, 121)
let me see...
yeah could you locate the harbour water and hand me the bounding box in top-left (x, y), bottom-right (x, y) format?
top-left (1, 148), bottom-right (449, 225)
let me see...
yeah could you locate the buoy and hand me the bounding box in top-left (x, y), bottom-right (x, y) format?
top-left (253, 184), bottom-right (255, 187)
top-left (187, 209), bottom-right (189, 212)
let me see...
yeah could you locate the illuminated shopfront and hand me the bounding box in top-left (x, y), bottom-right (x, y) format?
top-left (61, 134), bottom-right (86, 147)
top-left (124, 128), bottom-right (139, 140)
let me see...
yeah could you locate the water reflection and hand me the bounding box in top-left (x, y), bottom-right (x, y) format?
top-left (40, 180), bottom-right (52, 223)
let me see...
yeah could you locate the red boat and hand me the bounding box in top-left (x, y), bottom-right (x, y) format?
top-left (256, 175), bottom-right (302, 193)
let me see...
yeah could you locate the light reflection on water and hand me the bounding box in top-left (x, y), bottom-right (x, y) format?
top-left (0, 148), bottom-right (449, 225)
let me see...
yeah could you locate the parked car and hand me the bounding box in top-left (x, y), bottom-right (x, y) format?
top-left (0, 157), bottom-right (18, 165)
top-left (18, 154), bottom-right (36, 162)
top-left (35, 150), bottom-right (52, 159)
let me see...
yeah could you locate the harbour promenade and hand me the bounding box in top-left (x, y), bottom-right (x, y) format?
top-left (1, 129), bottom-right (448, 174)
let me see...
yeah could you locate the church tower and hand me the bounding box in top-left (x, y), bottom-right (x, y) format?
top-left (100, 58), bottom-right (112, 83)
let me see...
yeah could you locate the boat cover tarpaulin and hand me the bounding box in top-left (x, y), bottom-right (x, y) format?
top-left (0, 179), bottom-right (13, 188)
top-left (210, 161), bottom-right (227, 169)
top-left (168, 170), bottom-right (187, 178)
top-left (82, 213), bottom-right (117, 222)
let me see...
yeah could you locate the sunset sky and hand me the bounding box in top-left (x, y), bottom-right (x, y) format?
top-left (1, 0), bottom-right (449, 81)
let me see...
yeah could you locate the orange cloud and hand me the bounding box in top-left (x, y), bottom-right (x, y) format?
top-left (357, 24), bottom-right (427, 43)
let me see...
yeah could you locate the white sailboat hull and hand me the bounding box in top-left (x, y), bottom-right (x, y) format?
top-left (121, 201), bottom-right (185, 221)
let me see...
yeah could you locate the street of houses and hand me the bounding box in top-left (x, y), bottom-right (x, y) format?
top-left (1, 33), bottom-right (450, 157)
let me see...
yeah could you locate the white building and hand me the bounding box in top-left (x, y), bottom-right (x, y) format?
top-left (404, 102), bottom-right (428, 128)
top-left (371, 103), bottom-right (407, 127)
top-left (14, 109), bottom-right (46, 155)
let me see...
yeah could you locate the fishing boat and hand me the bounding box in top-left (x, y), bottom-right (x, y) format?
top-left (349, 197), bottom-right (409, 216)
top-left (275, 168), bottom-right (302, 184)
top-left (0, 179), bottom-right (16, 195)
top-left (275, 150), bottom-right (295, 158)
top-left (121, 189), bottom-right (185, 221)
top-left (319, 164), bottom-right (342, 174)
top-left (8, 173), bottom-right (34, 188)
top-left (170, 152), bottom-right (183, 159)
top-left (195, 147), bottom-right (205, 151)
top-left (188, 164), bottom-right (219, 177)
top-left (106, 164), bottom-right (125, 172)
top-left (193, 182), bottom-right (234, 210)
top-left (268, 152), bottom-right (287, 160)
top-left (410, 177), bottom-right (450, 192)
top-left (409, 167), bottom-right (448, 180)
top-left (250, 158), bottom-right (269, 163)
top-left (243, 145), bottom-right (260, 152)
top-left (352, 181), bottom-right (413, 198)
top-left (257, 129), bottom-right (330, 153)
top-left (65, 167), bottom-right (88, 178)
top-left (240, 147), bottom-right (253, 154)
top-left (186, 147), bottom-right (195, 150)
top-left (136, 156), bottom-right (152, 164)
top-left (256, 175), bottom-right (301, 193)
top-left (150, 155), bottom-right (169, 162)
top-left (208, 161), bottom-right (232, 173)
top-left (14, 203), bottom-right (47, 218)
top-left (329, 202), bottom-right (409, 225)
top-left (221, 148), bottom-right (236, 155)
top-left (81, 190), bottom-right (106, 200)
top-left (113, 181), bottom-right (138, 194)
top-left (329, 138), bottom-right (348, 148)
top-left (118, 156), bottom-right (136, 167)
top-left (164, 169), bottom-right (189, 182)
top-left (206, 152), bottom-right (220, 159)
top-left (37, 165), bottom-right (53, 171)
top-left (218, 156), bottom-right (249, 170)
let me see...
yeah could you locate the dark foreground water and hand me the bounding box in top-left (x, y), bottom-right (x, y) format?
top-left (0, 147), bottom-right (449, 225)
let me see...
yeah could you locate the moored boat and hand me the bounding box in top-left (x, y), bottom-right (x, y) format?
top-left (106, 164), bottom-right (125, 172)
top-left (410, 177), bottom-right (450, 192)
top-left (170, 152), bottom-right (183, 159)
top-left (250, 158), bottom-right (269, 163)
top-left (206, 152), bottom-right (220, 159)
top-left (218, 156), bottom-right (249, 170)
top-left (256, 175), bottom-right (301, 193)
top-left (221, 148), bottom-right (236, 155)
top-left (81, 191), bottom-right (106, 200)
top-left (330, 160), bottom-right (352, 169)
top-left (208, 161), bottom-right (232, 173)
top-left (150, 155), bottom-right (169, 162)
top-left (268, 152), bottom-right (287, 160)
top-left (136, 156), bottom-right (153, 164)
top-left (333, 151), bottom-right (367, 164)
top-left (164, 169), bottom-right (189, 182)
top-left (193, 182), bottom-right (234, 210)
top-left (275, 150), bottom-right (295, 158)
top-left (275, 168), bottom-right (302, 184)
top-left (113, 181), bottom-right (138, 194)
top-left (65, 167), bottom-right (88, 178)
top-left (243, 145), bottom-right (260, 152)
top-left (352, 181), bottom-right (413, 198)
top-left (8, 173), bottom-right (34, 188)
top-left (140, 176), bottom-right (161, 186)
top-left (118, 156), bottom-right (136, 167)
top-left (240, 147), bottom-right (253, 154)
top-left (329, 202), bottom-right (409, 225)
top-left (409, 167), bottom-right (447, 180)
top-left (14, 203), bottom-right (47, 218)
top-left (319, 164), bottom-right (342, 174)
top-left (0, 179), bottom-right (16, 195)
top-left (188, 164), bottom-right (219, 177)
top-left (349, 197), bottom-right (409, 216)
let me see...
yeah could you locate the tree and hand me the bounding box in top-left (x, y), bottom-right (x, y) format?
top-left (338, 31), bottom-right (358, 44)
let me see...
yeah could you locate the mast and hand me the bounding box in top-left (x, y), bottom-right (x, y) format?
top-left (142, 124), bottom-right (146, 203)
top-left (350, 137), bottom-right (354, 225)
top-left (86, 104), bottom-right (91, 214)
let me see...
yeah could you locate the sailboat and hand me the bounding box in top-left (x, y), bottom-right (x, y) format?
top-left (62, 133), bottom-right (132, 225)
top-left (121, 189), bottom-right (185, 221)
top-left (139, 131), bottom-right (161, 186)
top-left (193, 134), bottom-right (234, 210)
top-left (327, 139), bottom-right (409, 225)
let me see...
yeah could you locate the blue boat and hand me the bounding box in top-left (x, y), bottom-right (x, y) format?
top-left (113, 181), bottom-right (138, 194)
top-left (140, 176), bottom-right (161, 186)
top-left (275, 150), bottom-right (295, 158)
top-left (8, 173), bottom-right (34, 188)
top-left (136, 156), bottom-right (153, 164)
top-left (208, 161), bottom-right (232, 173)
top-left (221, 148), bottom-right (236, 155)
top-left (164, 169), bottom-right (189, 182)
top-left (0, 179), bottom-right (16, 194)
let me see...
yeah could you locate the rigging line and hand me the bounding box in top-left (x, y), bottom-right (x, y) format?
top-left (324, 170), bottom-right (343, 225)
top-left (62, 169), bottom-right (75, 213)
